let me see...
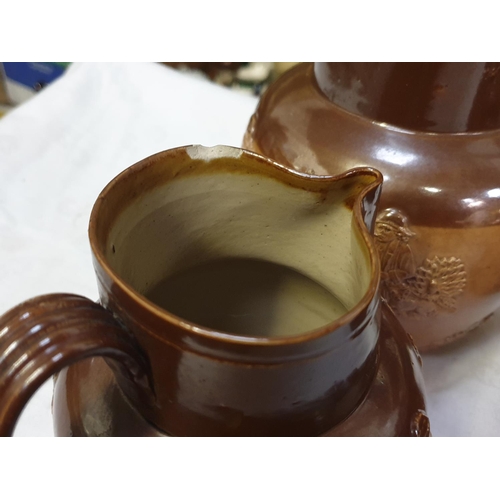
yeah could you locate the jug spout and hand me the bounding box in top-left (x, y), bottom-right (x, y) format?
top-left (327, 166), bottom-right (383, 235)
top-left (285, 166), bottom-right (384, 334)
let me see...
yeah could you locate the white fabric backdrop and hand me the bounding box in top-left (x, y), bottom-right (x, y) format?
top-left (1, 63), bottom-right (499, 436)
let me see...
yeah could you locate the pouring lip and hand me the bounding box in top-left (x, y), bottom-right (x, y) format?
top-left (89, 145), bottom-right (383, 349)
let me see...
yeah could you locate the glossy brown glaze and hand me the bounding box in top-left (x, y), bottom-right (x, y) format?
top-left (53, 302), bottom-right (429, 437)
top-left (0, 145), bottom-right (428, 436)
top-left (243, 62), bottom-right (500, 351)
top-left (326, 303), bottom-right (429, 437)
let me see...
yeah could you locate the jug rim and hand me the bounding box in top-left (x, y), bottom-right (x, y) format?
top-left (312, 62), bottom-right (500, 137)
top-left (89, 145), bottom-right (383, 347)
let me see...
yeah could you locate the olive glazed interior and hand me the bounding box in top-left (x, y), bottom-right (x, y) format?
top-left (95, 145), bottom-right (373, 338)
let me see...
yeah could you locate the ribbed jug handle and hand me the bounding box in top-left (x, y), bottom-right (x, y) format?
top-left (0, 293), bottom-right (150, 436)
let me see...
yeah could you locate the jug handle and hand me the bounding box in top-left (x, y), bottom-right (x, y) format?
top-left (0, 293), bottom-right (151, 436)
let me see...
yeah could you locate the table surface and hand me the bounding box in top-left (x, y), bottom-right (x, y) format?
top-left (1, 62), bottom-right (499, 437)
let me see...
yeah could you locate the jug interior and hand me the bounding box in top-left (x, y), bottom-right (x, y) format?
top-left (145, 257), bottom-right (348, 337)
top-left (103, 150), bottom-right (372, 338)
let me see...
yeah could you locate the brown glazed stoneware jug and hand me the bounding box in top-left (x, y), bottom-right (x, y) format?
top-left (0, 145), bottom-right (429, 437)
top-left (243, 62), bottom-right (500, 352)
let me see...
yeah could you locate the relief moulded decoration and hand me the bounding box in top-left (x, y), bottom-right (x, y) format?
top-left (374, 208), bottom-right (467, 318)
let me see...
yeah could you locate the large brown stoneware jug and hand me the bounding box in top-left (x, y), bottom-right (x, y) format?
top-left (0, 145), bottom-right (429, 436)
top-left (243, 62), bottom-right (500, 352)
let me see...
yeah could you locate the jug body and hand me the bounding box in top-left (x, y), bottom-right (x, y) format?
top-left (244, 62), bottom-right (500, 351)
top-left (52, 301), bottom-right (429, 437)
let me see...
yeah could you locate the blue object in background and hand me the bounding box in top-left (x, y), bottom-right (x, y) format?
top-left (3, 62), bottom-right (68, 91)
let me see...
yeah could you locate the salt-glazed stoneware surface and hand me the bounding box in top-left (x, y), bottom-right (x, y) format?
top-left (243, 62), bottom-right (500, 352)
top-left (0, 145), bottom-right (429, 436)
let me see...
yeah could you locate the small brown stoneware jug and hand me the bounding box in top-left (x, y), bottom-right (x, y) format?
top-left (0, 145), bottom-right (429, 436)
top-left (243, 62), bottom-right (500, 352)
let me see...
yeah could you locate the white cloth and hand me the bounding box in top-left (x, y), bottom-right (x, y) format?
top-left (1, 63), bottom-right (499, 436)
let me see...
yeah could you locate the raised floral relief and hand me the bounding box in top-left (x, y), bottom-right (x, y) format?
top-left (375, 208), bottom-right (466, 318)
